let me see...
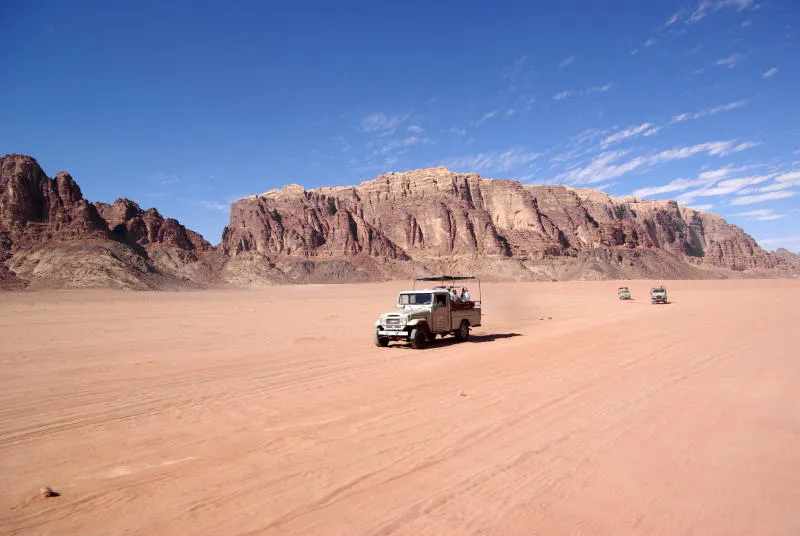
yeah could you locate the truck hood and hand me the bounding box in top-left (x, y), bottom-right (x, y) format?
top-left (378, 306), bottom-right (430, 319)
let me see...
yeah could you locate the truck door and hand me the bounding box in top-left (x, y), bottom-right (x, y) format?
top-left (432, 293), bottom-right (449, 333)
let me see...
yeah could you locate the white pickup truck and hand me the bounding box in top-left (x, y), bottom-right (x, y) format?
top-left (374, 276), bottom-right (482, 349)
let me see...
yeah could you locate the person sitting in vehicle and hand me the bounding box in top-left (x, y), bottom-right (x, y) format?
top-left (449, 287), bottom-right (460, 302)
top-left (460, 287), bottom-right (471, 301)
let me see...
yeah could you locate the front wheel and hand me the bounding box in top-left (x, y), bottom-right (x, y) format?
top-left (373, 332), bottom-right (389, 347)
top-left (410, 327), bottom-right (427, 349)
top-left (454, 320), bottom-right (470, 342)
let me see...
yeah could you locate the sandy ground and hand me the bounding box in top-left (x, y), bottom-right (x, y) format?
top-left (0, 279), bottom-right (798, 535)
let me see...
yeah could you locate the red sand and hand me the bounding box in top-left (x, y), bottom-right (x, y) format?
top-left (1, 279), bottom-right (798, 535)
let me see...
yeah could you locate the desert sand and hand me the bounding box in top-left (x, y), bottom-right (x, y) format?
top-left (1, 280), bottom-right (798, 535)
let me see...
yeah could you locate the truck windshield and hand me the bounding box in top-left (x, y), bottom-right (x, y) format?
top-left (399, 293), bottom-right (432, 305)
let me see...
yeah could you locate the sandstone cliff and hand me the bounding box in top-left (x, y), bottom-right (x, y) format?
top-left (2, 156), bottom-right (792, 289)
top-left (221, 167), bottom-right (788, 281)
top-left (0, 154), bottom-right (218, 289)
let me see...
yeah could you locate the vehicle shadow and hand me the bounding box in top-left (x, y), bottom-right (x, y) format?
top-left (387, 332), bottom-right (522, 350)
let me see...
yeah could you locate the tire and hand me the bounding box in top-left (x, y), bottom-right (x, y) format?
top-left (373, 331), bottom-right (389, 347)
top-left (410, 327), bottom-right (427, 349)
top-left (426, 332), bottom-right (437, 342)
top-left (454, 320), bottom-right (470, 342)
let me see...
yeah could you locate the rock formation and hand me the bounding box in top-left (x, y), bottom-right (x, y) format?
top-left (2, 156), bottom-right (794, 289)
top-left (0, 154), bottom-right (218, 289)
top-left (221, 167), bottom-right (789, 281)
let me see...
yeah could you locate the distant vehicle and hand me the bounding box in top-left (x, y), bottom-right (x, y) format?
top-left (618, 287), bottom-right (632, 300)
top-left (650, 286), bottom-right (668, 304)
top-left (374, 276), bottom-right (482, 349)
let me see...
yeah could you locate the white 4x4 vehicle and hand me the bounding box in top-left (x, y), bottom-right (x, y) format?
top-left (374, 276), bottom-right (482, 349)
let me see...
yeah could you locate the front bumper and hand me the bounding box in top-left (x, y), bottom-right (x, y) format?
top-left (377, 329), bottom-right (410, 339)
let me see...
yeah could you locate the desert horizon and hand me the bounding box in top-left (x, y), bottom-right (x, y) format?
top-left (2, 279), bottom-right (798, 535)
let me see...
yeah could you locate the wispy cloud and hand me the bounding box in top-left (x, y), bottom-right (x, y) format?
top-left (374, 136), bottom-right (432, 155)
top-left (407, 125), bottom-right (424, 133)
top-left (632, 166), bottom-right (737, 198)
top-left (687, 204), bottom-right (713, 211)
top-left (196, 200), bottom-right (230, 211)
top-left (645, 38), bottom-right (656, 47)
top-left (502, 56), bottom-right (528, 81)
top-left (444, 147), bottom-right (541, 173)
top-left (666, 0), bottom-right (757, 28)
top-left (148, 171), bottom-right (180, 185)
top-left (716, 53), bottom-right (745, 68)
top-left (553, 84), bottom-right (612, 101)
top-left (735, 208), bottom-right (784, 221)
top-left (361, 112), bottom-right (409, 134)
top-left (758, 234), bottom-right (800, 248)
top-left (730, 190), bottom-right (796, 205)
top-left (677, 100), bottom-right (748, 122)
top-left (473, 110), bottom-right (498, 126)
top-left (675, 174), bottom-right (774, 204)
top-left (557, 140), bottom-right (756, 184)
top-left (601, 123), bottom-right (655, 147)
top-left (762, 67), bottom-right (778, 78)
top-left (559, 55), bottom-right (575, 68)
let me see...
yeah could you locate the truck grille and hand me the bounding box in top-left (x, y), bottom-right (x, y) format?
top-left (385, 317), bottom-right (404, 326)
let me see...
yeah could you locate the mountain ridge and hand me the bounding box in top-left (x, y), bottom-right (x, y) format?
top-left (1, 154), bottom-right (796, 289)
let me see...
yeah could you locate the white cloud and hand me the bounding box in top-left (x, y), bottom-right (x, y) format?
top-left (450, 127), bottom-right (467, 136)
top-left (758, 235), bottom-right (800, 247)
top-left (741, 19), bottom-right (753, 27)
top-left (558, 140), bottom-right (756, 184)
top-left (377, 136), bottom-right (432, 154)
top-left (735, 208), bottom-right (784, 221)
top-left (361, 112), bottom-right (409, 133)
top-left (553, 84), bottom-right (612, 100)
top-left (602, 123), bottom-right (654, 146)
top-left (716, 53), bottom-right (745, 68)
top-left (645, 38), bottom-right (656, 47)
top-left (473, 110), bottom-right (498, 126)
top-left (757, 171), bottom-right (800, 192)
top-left (730, 190), bottom-right (797, 205)
top-left (506, 108), bottom-right (516, 117)
top-left (672, 100), bottom-right (747, 123)
top-left (632, 166), bottom-right (739, 198)
top-left (591, 100), bottom-right (747, 152)
top-left (630, 49), bottom-right (639, 55)
top-left (667, 0), bottom-right (757, 27)
top-left (444, 147), bottom-right (541, 173)
top-left (762, 67), bottom-right (778, 78)
top-left (687, 204), bottom-right (713, 210)
top-left (559, 55), bottom-right (575, 68)
top-left (197, 201), bottom-right (229, 211)
top-left (407, 125), bottom-right (424, 133)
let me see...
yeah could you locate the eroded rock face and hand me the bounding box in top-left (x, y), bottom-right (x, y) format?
top-left (0, 155), bottom-right (109, 249)
top-left (1, 154), bottom-right (216, 289)
top-left (222, 167), bottom-right (782, 275)
top-left (96, 198), bottom-right (212, 252)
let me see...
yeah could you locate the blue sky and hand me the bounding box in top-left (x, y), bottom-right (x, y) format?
top-left (1, 0), bottom-right (798, 249)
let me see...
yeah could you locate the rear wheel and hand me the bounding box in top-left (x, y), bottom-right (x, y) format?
top-left (373, 332), bottom-right (389, 347)
top-left (454, 320), bottom-right (470, 342)
top-left (410, 327), bottom-right (427, 349)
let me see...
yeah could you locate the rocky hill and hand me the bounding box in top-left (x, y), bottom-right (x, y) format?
top-left (1, 156), bottom-right (794, 289)
top-left (0, 154), bottom-right (220, 289)
top-left (221, 167), bottom-right (789, 282)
